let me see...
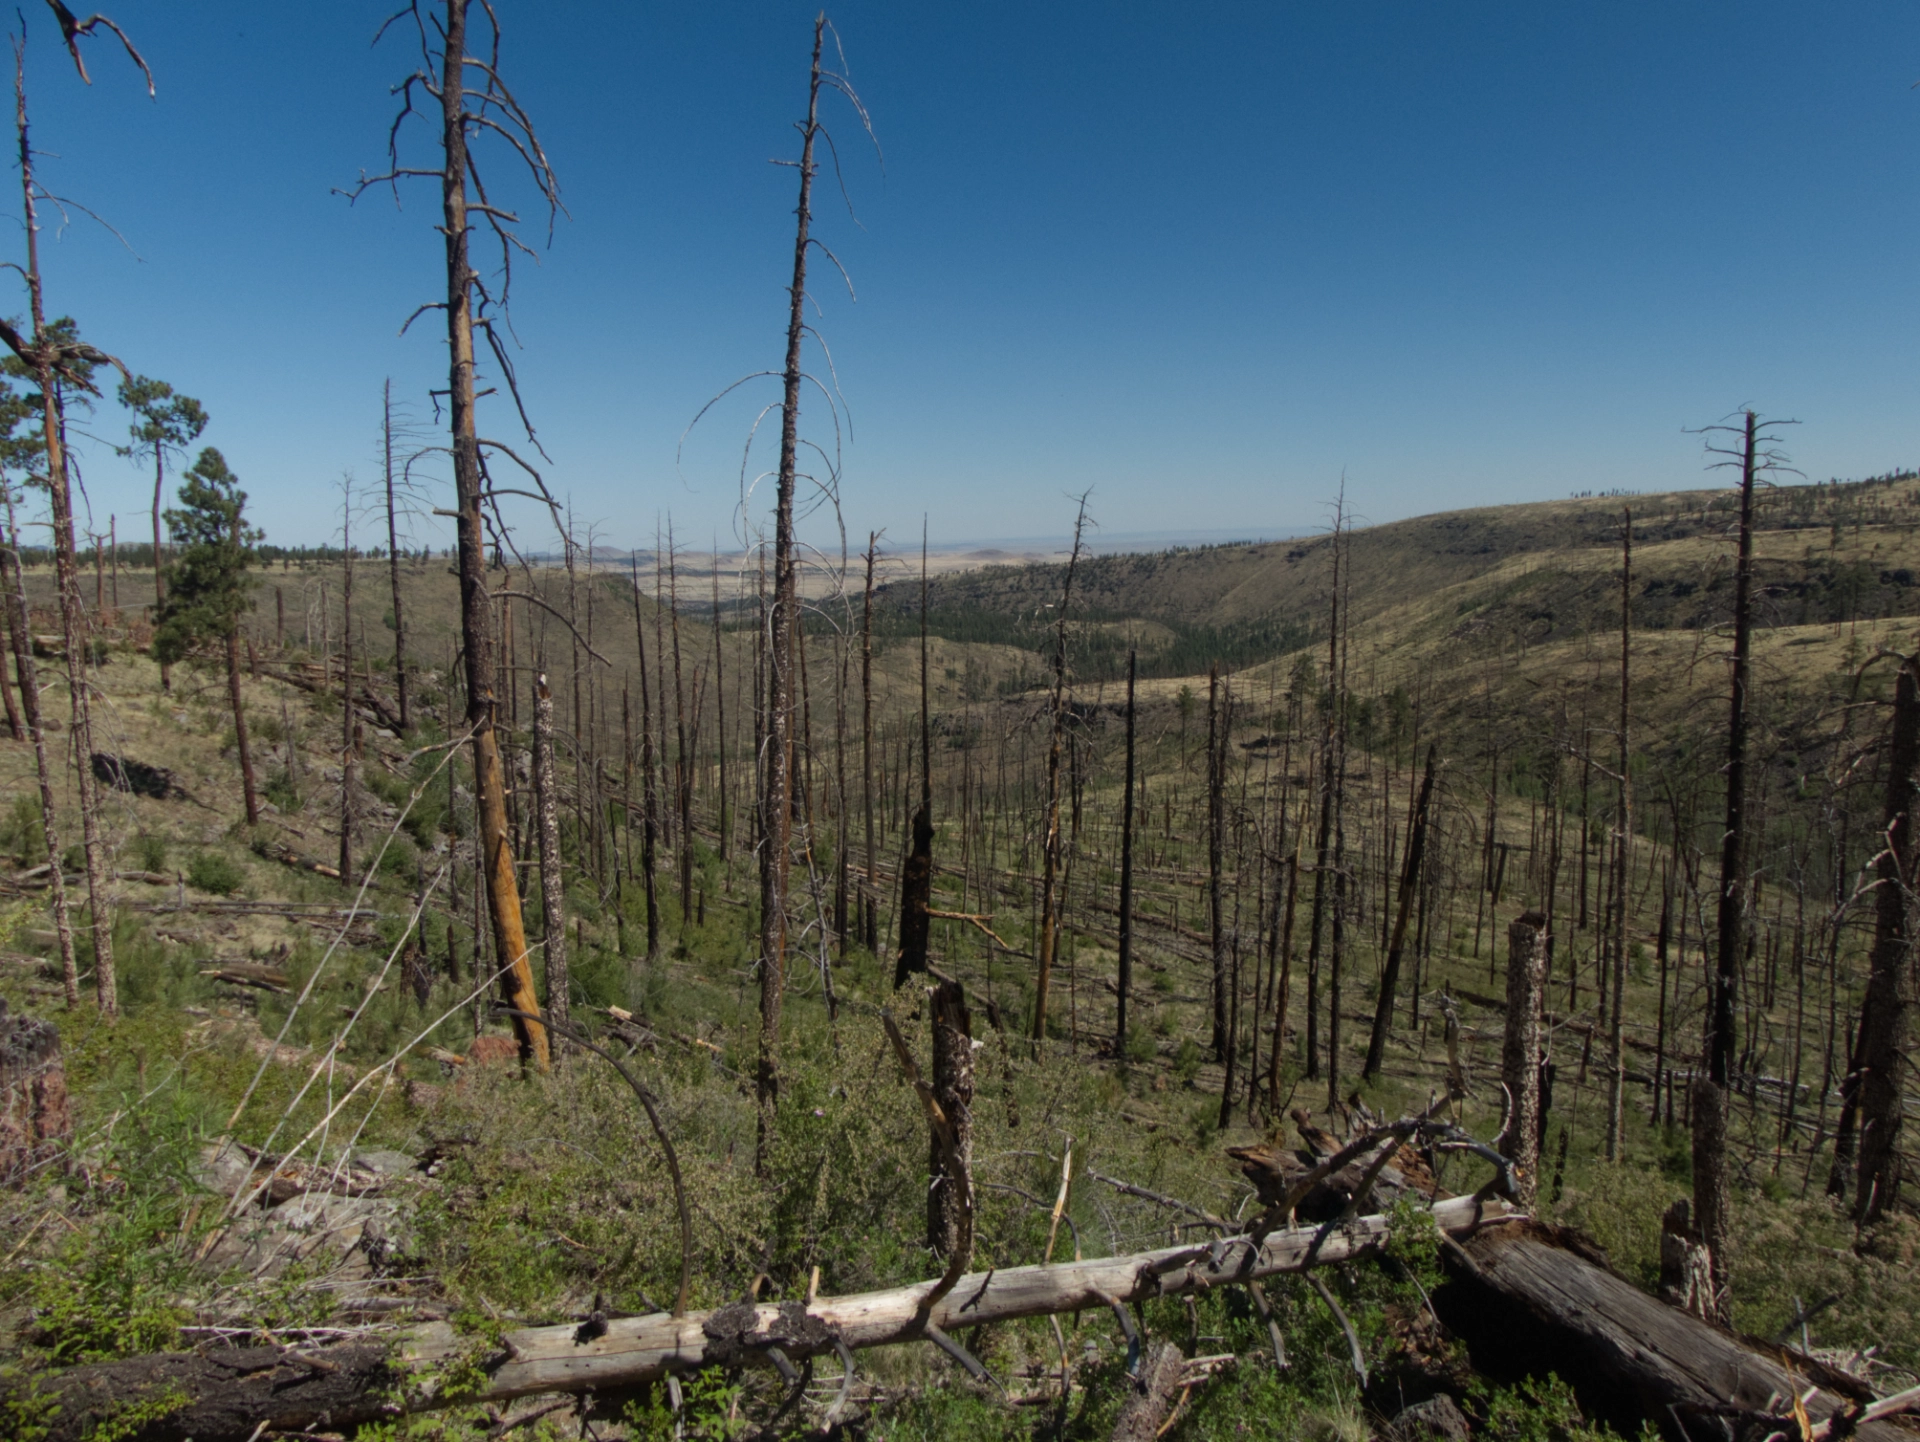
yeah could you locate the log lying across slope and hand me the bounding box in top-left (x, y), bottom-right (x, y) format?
top-left (19, 1197), bottom-right (1515, 1442)
top-left (1440, 1221), bottom-right (1917, 1442)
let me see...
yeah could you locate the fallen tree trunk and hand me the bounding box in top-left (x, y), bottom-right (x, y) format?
top-left (1439, 1221), bottom-right (1916, 1442)
top-left (15, 1197), bottom-right (1516, 1442)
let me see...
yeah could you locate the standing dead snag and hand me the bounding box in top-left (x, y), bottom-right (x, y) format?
top-left (347, 0), bottom-right (567, 1068)
top-left (531, 670), bottom-right (568, 1050)
top-left (1604, 509), bottom-right (1632, 1161)
top-left (1032, 493), bottom-right (1090, 1045)
top-left (926, 977), bottom-right (974, 1259)
top-left (895, 528), bottom-right (934, 987)
top-left (1692, 409), bottom-right (1793, 1319)
top-left (1365, 743), bottom-right (1436, 1081)
top-left (1501, 911), bottom-right (1548, 1209)
top-left (1854, 653), bottom-right (1920, 1223)
top-left (1115, 646), bottom-right (1138, 1056)
top-left (1, 12), bottom-right (151, 1017)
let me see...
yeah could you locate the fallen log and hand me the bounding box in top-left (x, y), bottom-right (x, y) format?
top-left (13, 1196), bottom-right (1517, 1442)
top-left (1438, 1220), bottom-right (1919, 1442)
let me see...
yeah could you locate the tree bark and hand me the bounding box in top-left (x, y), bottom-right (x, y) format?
top-left (1116, 647), bottom-right (1137, 1056)
top-left (1438, 1220), bottom-right (1917, 1442)
top-left (437, 0), bottom-right (545, 1069)
top-left (1502, 911), bottom-right (1548, 1209)
top-left (1854, 654), bottom-right (1920, 1223)
top-left (757, 17), bottom-right (824, 1168)
top-left (926, 977), bottom-right (974, 1258)
top-left (1366, 744), bottom-right (1437, 1080)
top-left (1605, 509), bottom-right (1632, 1160)
top-left (1696, 410), bottom-right (1759, 1323)
top-left (532, 670), bottom-right (569, 1051)
top-left (226, 630), bottom-right (259, 826)
top-left (381, 377), bottom-right (410, 731)
top-left (1031, 498), bottom-right (1089, 1044)
top-left (1208, 666), bottom-right (1229, 1059)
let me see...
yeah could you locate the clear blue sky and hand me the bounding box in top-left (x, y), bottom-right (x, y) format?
top-left (17, 1), bottom-right (1920, 555)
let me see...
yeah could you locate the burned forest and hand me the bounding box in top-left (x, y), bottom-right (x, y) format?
top-left (2, 5), bottom-right (1920, 1442)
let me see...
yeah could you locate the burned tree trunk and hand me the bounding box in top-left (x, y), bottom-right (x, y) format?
top-left (1697, 410), bottom-right (1765, 1323)
top-left (226, 628), bottom-right (259, 827)
top-left (895, 532), bottom-right (934, 987)
top-left (1854, 653), bottom-right (1920, 1223)
top-left (381, 377), bottom-right (410, 731)
top-left (1502, 911), bottom-right (1548, 1209)
top-left (630, 557), bottom-right (660, 962)
top-left (1116, 647), bottom-right (1137, 1057)
top-left (1031, 495), bottom-right (1089, 1044)
top-left (1439, 1221), bottom-right (1917, 1442)
top-left (1208, 665), bottom-right (1228, 1058)
top-left (757, 14), bottom-right (843, 1166)
top-left (926, 977), bottom-right (974, 1259)
top-left (1366, 743), bottom-right (1437, 1080)
top-left (532, 670), bottom-right (569, 1049)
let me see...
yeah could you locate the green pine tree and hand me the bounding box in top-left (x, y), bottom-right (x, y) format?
top-left (155, 447), bottom-right (264, 824)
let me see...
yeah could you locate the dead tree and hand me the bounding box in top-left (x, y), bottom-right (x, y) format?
top-left (1115, 645), bottom-right (1137, 1056)
top-left (1, 483), bottom-right (77, 1004)
top-left (1854, 653), bottom-right (1920, 1223)
top-left (926, 977), bottom-right (974, 1258)
top-left (338, 480), bottom-right (357, 880)
top-left (894, 533), bottom-right (934, 986)
top-left (1605, 509), bottom-right (1632, 1160)
top-left (861, 533), bottom-right (879, 950)
top-left (531, 670), bottom-right (568, 1049)
top-left (629, 556), bottom-right (660, 960)
top-left (380, 377), bottom-right (411, 731)
top-left (346, 0), bottom-right (567, 1068)
top-left (1208, 665), bottom-right (1228, 1058)
top-left (1502, 911), bottom-right (1548, 1210)
top-left (1032, 493), bottom-right (1090, 1043)
top-left (0, 14), bottom-right (152, 1017)
top-left (1694, 409), bottom-right (1793, 1320)
top-left (1365, 743), bottom-right (1437, 1080)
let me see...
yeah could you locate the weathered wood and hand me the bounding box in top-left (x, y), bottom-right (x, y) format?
top-left (14, 1198), bottom-right (1515, 1441)
top-left (1501, 911), bottom-right (1547, 1208)
top-left (1439, 1221), bottom-right (1914, 1442)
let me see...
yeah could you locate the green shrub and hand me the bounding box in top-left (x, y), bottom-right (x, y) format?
top-left (131, 832), bottom-right (168, 872)
top-left (186, 851), bottom-right (245, 896)
top-left (262, 767), bottom-right (300, 810)
top-left (1, 793), bottom-right (41, 864)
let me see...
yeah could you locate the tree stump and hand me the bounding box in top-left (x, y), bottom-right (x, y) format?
top-left (0, 999), bottom-right (71, 1185)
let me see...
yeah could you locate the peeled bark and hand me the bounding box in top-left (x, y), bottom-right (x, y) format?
top-left (1110, 1341), bottom-right (1186, 1442)
top-left (1116, 647), bottom-right (1137, 1055)
top-left (0, 1000), bottom-right (70, 1183)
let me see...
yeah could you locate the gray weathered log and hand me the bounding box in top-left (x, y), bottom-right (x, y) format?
top-left (14, 1197), bottom-right (1515, 1441)
top-left (1440, 1220), bottom-right (1912, 1442)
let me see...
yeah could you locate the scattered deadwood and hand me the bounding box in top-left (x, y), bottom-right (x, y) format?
top-left (261, 665), bottom-right (405, 735)
top-left (12, 1197), bottom-right (1516, 1442)
top-left (1438, 1220), bottom-right (1920, 1442)
top-left (198, 963), bottom-right (290, 994)
top-left (255, 838), bottom-right (343, 880)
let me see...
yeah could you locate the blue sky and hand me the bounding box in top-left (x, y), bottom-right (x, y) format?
top-left (15, 1), bottom-right (1920, 554)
